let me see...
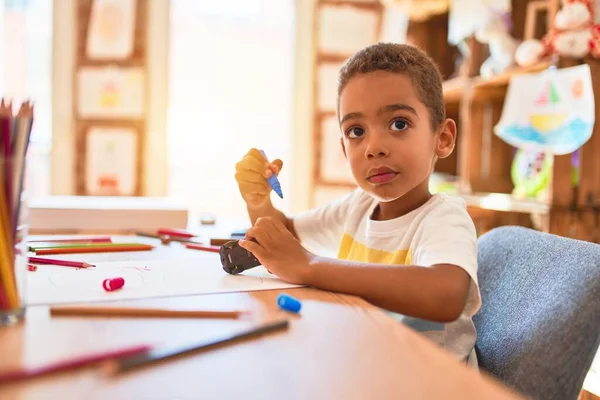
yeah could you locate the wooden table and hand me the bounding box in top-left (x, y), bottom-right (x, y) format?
top-left (0, 237), bottom-right (525, 399)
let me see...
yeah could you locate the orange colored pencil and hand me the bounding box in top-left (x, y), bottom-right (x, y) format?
top-left (35, 244), bottom-right (154, 256)
top-left (50, 306), bottom-right (244, 319)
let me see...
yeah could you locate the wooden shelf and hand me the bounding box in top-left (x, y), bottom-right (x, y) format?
top-left (461, 192), bottom-right (550, 215)
top-left (442, 60), bottom-right (552, 104)
top-left (443, 77), bottom-right (469, 104)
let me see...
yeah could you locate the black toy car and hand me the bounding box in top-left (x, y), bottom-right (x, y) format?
top-left (219, 240), bottom-right (261, 275)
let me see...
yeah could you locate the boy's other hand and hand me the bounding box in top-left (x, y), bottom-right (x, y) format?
top-left (235, 148), bottom-right (283, 208)
top-left (239, 217), bottom-right (314, 285)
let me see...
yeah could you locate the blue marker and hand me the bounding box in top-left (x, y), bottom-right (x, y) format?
top-left (259, 150), bottom-right (283, 199)
top-left (277, 293), bottom-right (301, 313)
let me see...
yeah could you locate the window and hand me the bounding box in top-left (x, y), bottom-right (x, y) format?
top-left (168, 0), bottom-right (295, 219)
top-left (0, 0), bottom-right (52, 200)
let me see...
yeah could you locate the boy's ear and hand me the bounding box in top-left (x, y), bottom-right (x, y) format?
top-left (435, 118), bottom-right (457, 159)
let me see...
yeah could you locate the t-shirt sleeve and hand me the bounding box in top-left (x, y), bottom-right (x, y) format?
top-left (292, 189), bottom-right (359, 257)
top-left (412, 199), bottom-right (481, 317)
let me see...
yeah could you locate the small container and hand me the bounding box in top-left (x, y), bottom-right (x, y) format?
top-left (0, 187), bottom-right (29, 327)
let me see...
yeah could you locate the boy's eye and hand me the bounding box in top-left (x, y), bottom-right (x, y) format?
top-left (390, 119), bottom-right (409, 131)
top-left (347, 127), bottom-right (365, 139)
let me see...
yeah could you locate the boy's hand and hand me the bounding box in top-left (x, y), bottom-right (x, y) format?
top-left (235, 148), bottom-right (283, 208)
top-left (238, 217), bottom-right (314, 285)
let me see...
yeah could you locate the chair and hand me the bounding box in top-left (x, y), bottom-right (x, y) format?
top-left (474, 226), bottom-right (600, 400)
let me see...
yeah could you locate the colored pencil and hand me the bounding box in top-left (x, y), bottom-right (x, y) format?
top-left (210, 238), bottom-right (232, 246)
top-left (104, 320), bottom-right (289, 375)
top-left (184, 243), bottom-right (221, 253)
top-left (0, 283), bottom-right (9, 310)
top-left (28, 237), bottom-right (112, 244)
top-left (29, 242), bottom-right (148, 251)
top-left (50, 306), bottom-right (244, 319)
top-left (29, 256), bottom-right (95, 269)
top-left (11, 102), bottom-right (33, 235)
top-left (1, 102), bottom-right (12, 222)
top-left (157, 228), bottom-right (195, 239)
top-left (36, 244), bottom-right (154, 256)
top-left (135, 231), bottom-right (197, 244)
top-left (0, 344), bottom-right (152, 384)
top-left (0, 183), bottom-right (18, 309)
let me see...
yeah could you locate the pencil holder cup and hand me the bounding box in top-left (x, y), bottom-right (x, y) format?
top-left (0, 156), bottom-right (29, 327)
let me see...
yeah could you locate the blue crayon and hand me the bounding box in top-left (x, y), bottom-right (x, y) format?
top-left (259, 150), bottom-right (283, 199)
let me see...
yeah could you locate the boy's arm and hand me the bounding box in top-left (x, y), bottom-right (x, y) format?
top-left (239, 216), bottom-right (473, 323)
top-left (304, 257), bottom-right (470, 323)
top-left (247, 201), bottom-right (298, 238)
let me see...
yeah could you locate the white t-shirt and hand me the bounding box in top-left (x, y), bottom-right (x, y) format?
top-left (293, 189), bottom-right (481, 364)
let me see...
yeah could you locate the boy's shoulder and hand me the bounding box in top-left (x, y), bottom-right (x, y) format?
top-left (417, 193), bottom-right (476, 235)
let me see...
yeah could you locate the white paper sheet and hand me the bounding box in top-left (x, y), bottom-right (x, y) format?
top-left (26, 254), bottom-right (302, 305)
top-left (494, 64), bottom-right (595, 155)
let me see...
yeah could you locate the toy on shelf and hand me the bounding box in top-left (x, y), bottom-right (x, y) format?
top-left (475, 10), bottom-right (519, 78)
top-left (516, 0), bottom-right (599, 66)
top-left (511, 149), bottom-right (553, 200)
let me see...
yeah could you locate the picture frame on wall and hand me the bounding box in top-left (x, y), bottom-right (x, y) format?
top-left (84, 126), bottom-right (140, 196)
top-left (86, 0), bottom-right (137, 60)
top-left (77, 66), bottom-right (145, 119)
top-left (318, 3), bottom-right (381, 55)
top-left (316, 113), bottom-right (355, 186)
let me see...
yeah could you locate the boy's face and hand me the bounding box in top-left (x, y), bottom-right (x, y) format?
top-left (338, 71), bottom-right (455, 203)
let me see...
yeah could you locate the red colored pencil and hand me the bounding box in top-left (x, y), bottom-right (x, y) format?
top-left (157, 228), bottom-right (195, 239)
top-left (35, 244), bottom-right (153, 256)
top-left (28, 237), bottom-right (112, 244)
top-left (0, 284), bottom-right (9, 310)
top-left (29, 256), bottom-right (95, 269)
top-left (184, 243), bottom-right (220, 253)
top-left (0, 344), bottom-right (151, 384)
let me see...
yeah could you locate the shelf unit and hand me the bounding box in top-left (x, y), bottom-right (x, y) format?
top-left (310, 0), bottom-right (385, 207)
top-left (73, 0), bottom-right (148, 196)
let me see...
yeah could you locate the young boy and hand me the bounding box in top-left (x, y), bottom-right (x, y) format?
top-left (234, 43), bottom-right (480, 365)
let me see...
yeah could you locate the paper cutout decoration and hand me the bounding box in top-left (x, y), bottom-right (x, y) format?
top-left (77, 66), bottom-right (144, 118)
top-left (86, 0), bottom-right (136, 60)
top-left (86, 127), bottom-right (138, 196)
top-left (511, 149), bottom-right (552, 199)
top-left (494, 64), bottom-right (595, 155)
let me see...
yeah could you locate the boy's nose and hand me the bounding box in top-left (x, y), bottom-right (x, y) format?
top-left (365, 138), bottom-right (390, 159)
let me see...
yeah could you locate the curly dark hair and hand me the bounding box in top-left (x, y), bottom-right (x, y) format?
top-left (338, 43), bottom-right (445, 128)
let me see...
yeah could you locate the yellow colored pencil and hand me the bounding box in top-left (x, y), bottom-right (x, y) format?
top-left (0, 163), bottom-right (18, 309)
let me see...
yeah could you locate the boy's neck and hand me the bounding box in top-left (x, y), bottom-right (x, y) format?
top-left (372, 180), bottom-right (432, 221)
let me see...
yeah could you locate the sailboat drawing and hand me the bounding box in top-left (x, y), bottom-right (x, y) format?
top-left (494, 64), bottom-right (595, 155)
top-left (529, 82), bottom-right (567, 132)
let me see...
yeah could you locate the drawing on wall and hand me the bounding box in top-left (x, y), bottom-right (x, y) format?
top-left (319, 4), bottom-right (379, 54)
top-left (494, 64), bottom-right (595, 155)
top-left (86, 0), bottom-right (137, 60)
top-left (319, 115), bottom-right (354, 184)
top-left (85, 127), bottom-right (138, 196)
top-left (77, 66), bottom-right (145, 118)
top-left (318, 63), bottom-right (343, 111)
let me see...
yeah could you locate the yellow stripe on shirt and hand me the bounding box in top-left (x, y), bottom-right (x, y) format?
top-left (337, 233), bottom-right (412, 265)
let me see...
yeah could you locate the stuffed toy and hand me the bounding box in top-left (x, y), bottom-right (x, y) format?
top-left (475, 11), bottom-right (520, 78)
top-left (515, 0), bottom-right (599, 66)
